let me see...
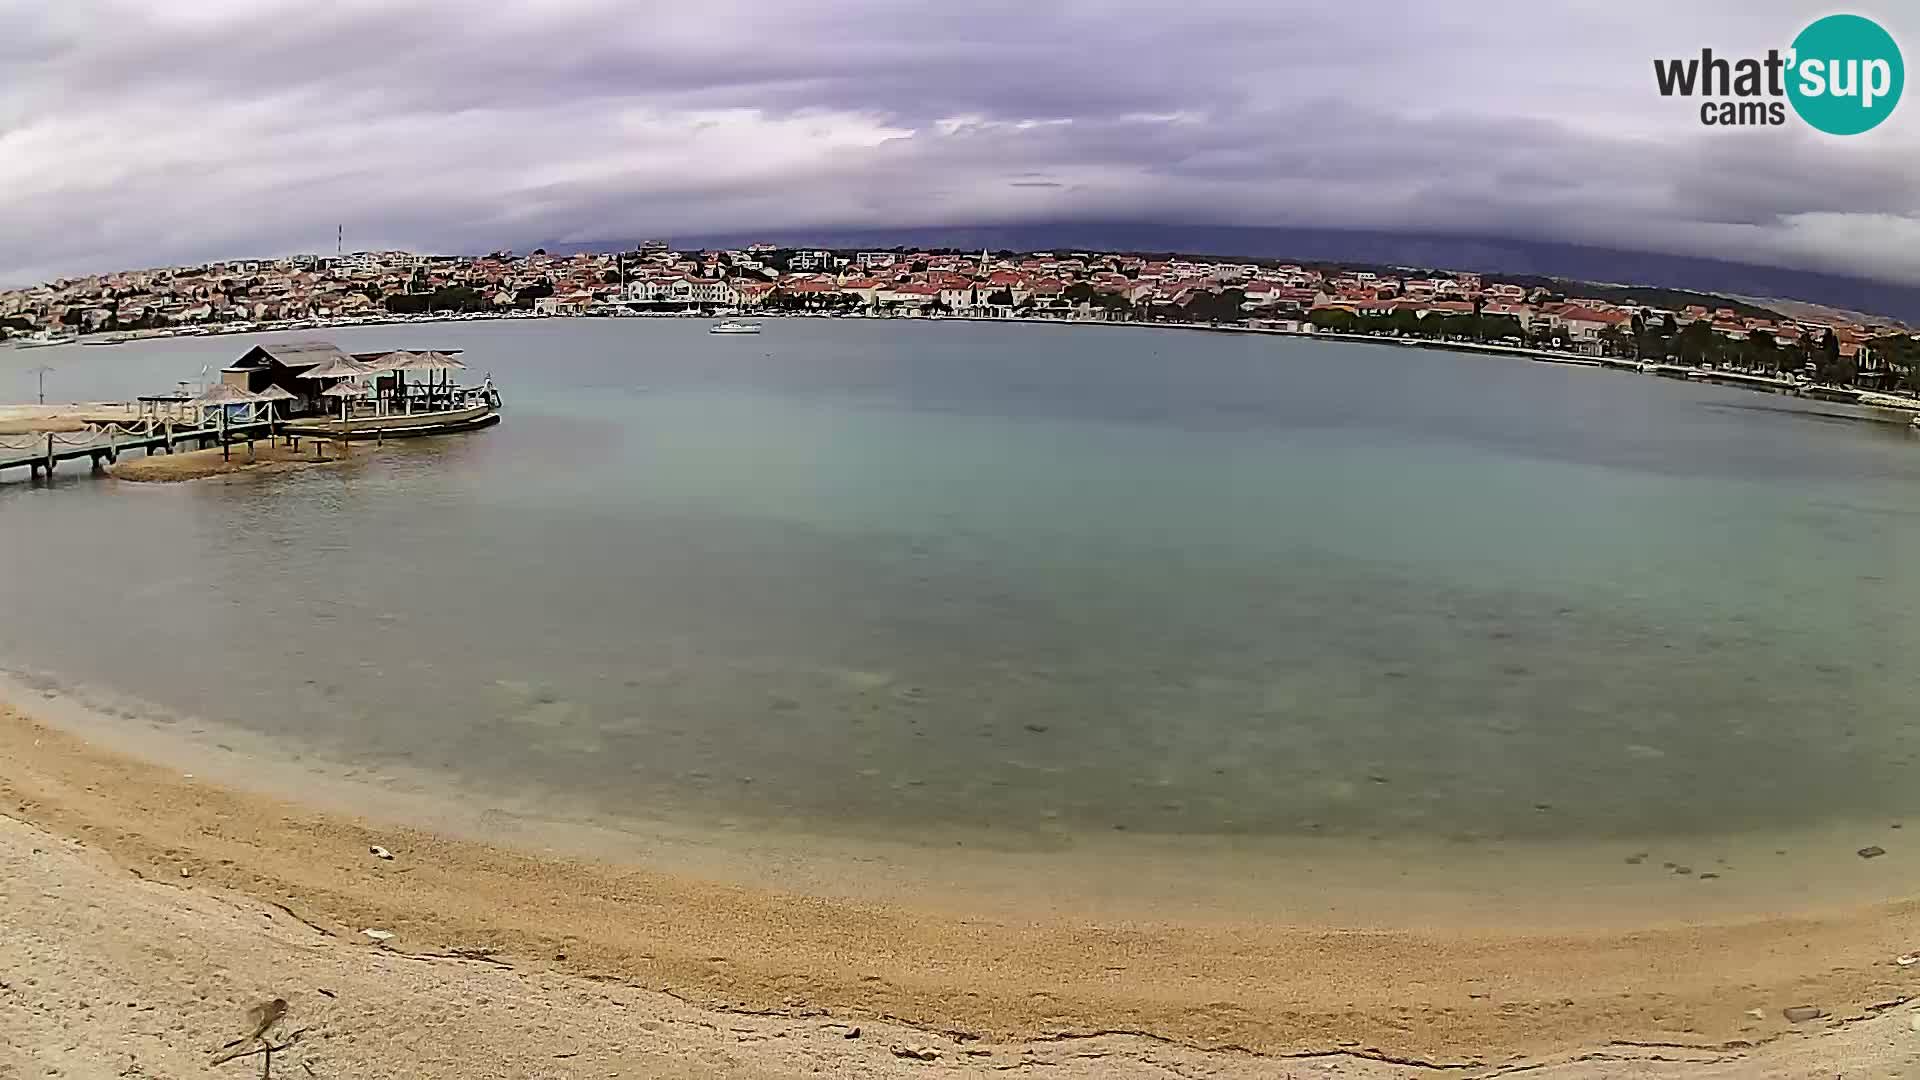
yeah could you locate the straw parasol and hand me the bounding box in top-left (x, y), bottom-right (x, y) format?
top-left (320, 378), bottom-right (371, 422)
top-left (254, 384), bottom-right (297, 423)
top-left (193, 383), bottom-right (264, 425)
top-left (394, 350), bottom-right (468, 410)
top-left (296, 355), bottom-right (377, 381)
top-left (406, 350), bottom-right (468, 372)
top-left (365, 350), bottom-right (418, 373)
top-left (194, 382), bottom-right (263, 405)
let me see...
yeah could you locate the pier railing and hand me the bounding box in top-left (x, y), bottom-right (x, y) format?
top-left (0, 416), bottom-right (275, 483)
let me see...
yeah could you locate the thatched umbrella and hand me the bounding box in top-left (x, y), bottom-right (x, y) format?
top-left (367, 350), bottom-right (417, 372)
top-left (254, 384), bottom-right (297, 423)
top-left (194, 384), bottom-right (264, 459)
top-left (194, 382), bottom-right (263, 424)
top-left (194, 382), bottom-right (262, 405)
top-left (369, 351), bottom-right (422, 413)
top-left (392, 350), bottom-right (468, 410)
top-left (320, 379), bottom-right (370, 423)
top-left (297, 355), bottom-right (377, 381)
top-left (298, 356), bottom-right (380, 420)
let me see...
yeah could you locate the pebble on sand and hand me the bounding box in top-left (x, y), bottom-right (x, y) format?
top-left (1781, 1005), bottom-right (1825, 1023)
top-left (1857, 846), bottom-right (1887, 860)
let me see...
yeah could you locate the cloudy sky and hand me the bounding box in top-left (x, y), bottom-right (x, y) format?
top-left (1, 1), bottom-right (1916, 288)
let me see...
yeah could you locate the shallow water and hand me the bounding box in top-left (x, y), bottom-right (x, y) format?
top-left (5, 319), bottom-right (1920, 845)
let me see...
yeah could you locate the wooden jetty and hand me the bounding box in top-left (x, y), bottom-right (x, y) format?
top-left (4, 339), bottom-right (505, 485)
top-left (0, 417), bottom-right (276, 482)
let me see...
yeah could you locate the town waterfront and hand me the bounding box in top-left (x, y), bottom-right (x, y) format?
top-left (5, 318), bottom-right (1920, 859)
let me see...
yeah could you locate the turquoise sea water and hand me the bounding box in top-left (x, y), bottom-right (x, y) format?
top-left (4, 319), bottom-right (1920, 843)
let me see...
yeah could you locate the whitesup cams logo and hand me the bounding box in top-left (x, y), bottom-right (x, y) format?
top-left (1654, 13), bottom-right (1903, 133)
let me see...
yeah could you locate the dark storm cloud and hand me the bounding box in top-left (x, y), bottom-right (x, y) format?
top-left (1, 0), bottom-right (1916, 286)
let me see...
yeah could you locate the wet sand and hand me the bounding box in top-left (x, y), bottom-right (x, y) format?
top-left (1, 691), bottom-right (1917, 1076)
top-left (108, 438), bottom-right (374, 482)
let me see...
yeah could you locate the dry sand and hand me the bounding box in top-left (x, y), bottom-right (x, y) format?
top-left (0, 403), bottom-right (130, 435)
top-left (1, 699), bottom-right (1917, 1078)
top-left (108, 439), bottom-right (374, 482)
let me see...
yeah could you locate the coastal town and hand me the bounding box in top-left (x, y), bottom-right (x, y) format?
top-left (5, 241), bottom-right (1918, 391)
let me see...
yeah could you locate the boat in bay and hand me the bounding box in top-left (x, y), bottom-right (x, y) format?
top-left (708, 319), bottom-right (761, 335)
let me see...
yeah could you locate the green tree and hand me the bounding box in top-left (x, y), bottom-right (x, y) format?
top-left (1674, 321), bottom-right (1715, 364)
top-left (1183, 288), bottom-right (1248, 324)
top-left (384, 285), bottom-right (490, 315)
top-left (1477, 314), bottom-right (1524, 341)
top-left (1814, 330), bottom-right (1852, 385)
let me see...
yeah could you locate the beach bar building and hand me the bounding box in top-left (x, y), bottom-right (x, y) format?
top-left (219, 340), bottom-right (477, 420)
top-left (219, 341), bottom-right (359, 416)
top-left (218, 339), bottom-right (500, 439)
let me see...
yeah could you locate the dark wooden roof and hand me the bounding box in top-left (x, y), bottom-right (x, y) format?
top-left (226, 342), bottom-right (465, 373)
top-left (224, 340), bottom-right (351, 373)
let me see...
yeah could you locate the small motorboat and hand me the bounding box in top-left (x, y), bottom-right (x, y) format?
top-left (708, 319), bottom-right (762, 335)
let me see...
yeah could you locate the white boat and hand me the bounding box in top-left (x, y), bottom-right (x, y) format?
top-left (708, 319), bottom-right (761, 335)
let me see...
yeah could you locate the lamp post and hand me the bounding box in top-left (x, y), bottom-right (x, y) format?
top-left (29, 365), bottom-right (52, 405)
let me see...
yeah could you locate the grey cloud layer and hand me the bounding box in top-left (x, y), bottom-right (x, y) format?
top-left (1, 0), bottom-right (1916, 285)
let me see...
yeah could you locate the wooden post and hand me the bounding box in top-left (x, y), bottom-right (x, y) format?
top-left (44, 433), bottom-right (55, 477)
top-left (221, 409), bottom-right (230, 461)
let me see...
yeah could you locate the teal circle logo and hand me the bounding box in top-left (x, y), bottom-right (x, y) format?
top-left (1787, 14), bottom-right (1903, 134)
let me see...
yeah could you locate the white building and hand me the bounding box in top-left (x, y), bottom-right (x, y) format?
top-left (644, 277), bottom-right (740, 306)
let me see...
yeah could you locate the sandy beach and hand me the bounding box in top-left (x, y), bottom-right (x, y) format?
top-left (2, 693), bottom-right (1917, 1078)
top-left (0, 403), bottom-right (131, 435)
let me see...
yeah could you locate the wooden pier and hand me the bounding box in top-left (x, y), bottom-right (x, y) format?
top-left (0, 418), bottom-right (276, 483)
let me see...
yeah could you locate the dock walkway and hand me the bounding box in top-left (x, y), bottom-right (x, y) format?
top-left (0, 419), bottom-right (275, 482)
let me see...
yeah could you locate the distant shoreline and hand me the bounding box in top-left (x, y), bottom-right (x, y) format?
top-left (13, 308), bottom-right (1920, 434)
